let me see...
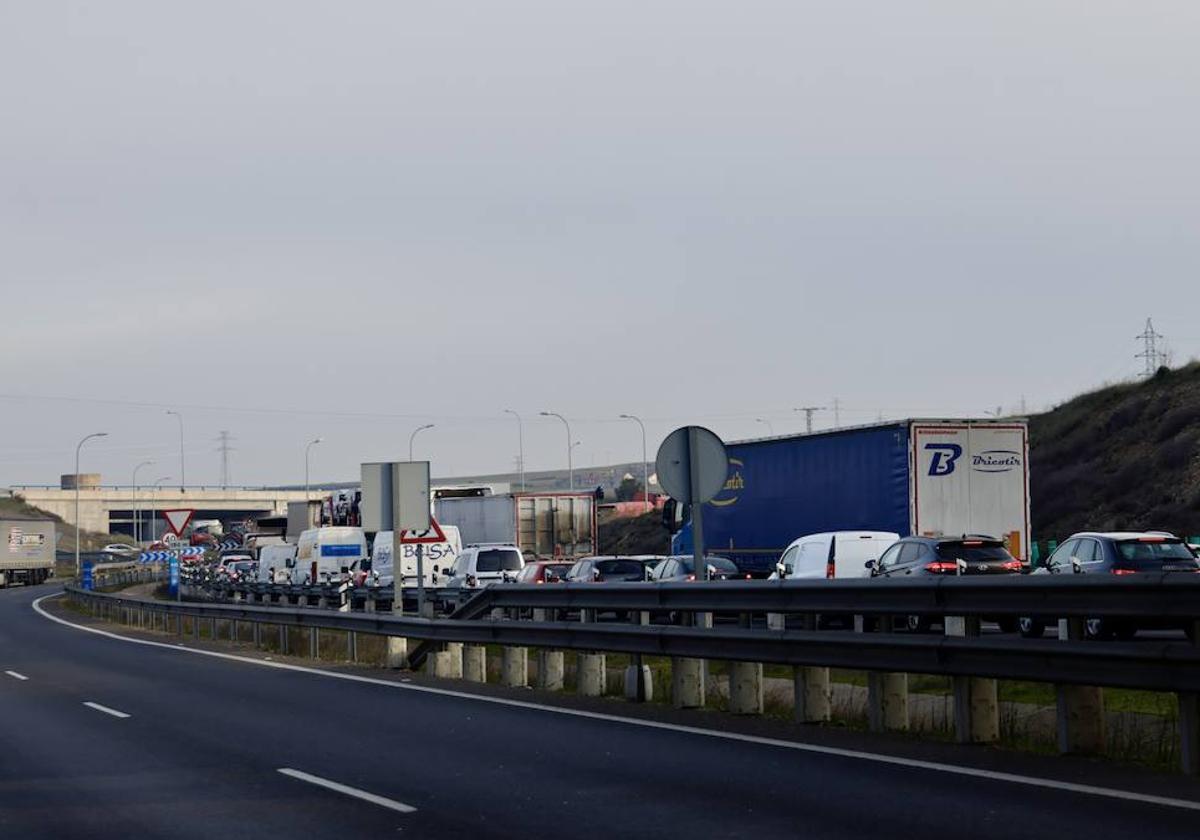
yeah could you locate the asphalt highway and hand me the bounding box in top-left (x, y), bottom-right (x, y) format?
top-left (2, 584), bottom-right (1199, 839)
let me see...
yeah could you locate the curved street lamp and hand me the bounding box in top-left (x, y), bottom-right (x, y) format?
top-left (74, 432), bottom-right (108, 577)
top-left (305, 438), bottom-right (323, 501)
top-left (409, 424), bottom-right (434, 462)
top-left (540, 412), bottom-right (573, 491)
top-left (619, 414), bottom-right (650, 512)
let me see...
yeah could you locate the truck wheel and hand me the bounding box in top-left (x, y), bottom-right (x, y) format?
top-left (1018, 617), bottom-right (1044, 638)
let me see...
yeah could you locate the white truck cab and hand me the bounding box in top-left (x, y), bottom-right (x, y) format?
top-left (772, 531), bottom-right (899, 580)
top-left (368, 525), bottom-right (462, 587)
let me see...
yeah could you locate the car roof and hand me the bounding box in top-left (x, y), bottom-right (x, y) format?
top-left (1069, 531), bottom-right (1180, 541)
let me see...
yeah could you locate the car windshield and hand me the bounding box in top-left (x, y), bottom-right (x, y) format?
top-left (594, 560), bottom-right (647, 577)
top-left (935, 542), bottom-right (1012, 562)
top-left (475, 549), bottom-right (522, 572)
top-left (1116, 539), bottom-right (1199, 567)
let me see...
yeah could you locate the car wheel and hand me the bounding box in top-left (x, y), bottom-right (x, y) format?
top-left (906, 614), bottom-right (933, 634)
top-left (1018, 617), bottom-right (1045, 638)
top-left (1085, 618), bottom-right (1113, 641)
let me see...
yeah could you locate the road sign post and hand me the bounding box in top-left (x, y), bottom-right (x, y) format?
top-left (81, 560), bottom-right (93, 592)
top-left (168, 554), bottom-right (180, 600)
top-left (400, 518), bottom-right (447, 619)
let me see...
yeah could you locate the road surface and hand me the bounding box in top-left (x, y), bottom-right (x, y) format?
top-left (1, 584), bottom-right (1198, 838)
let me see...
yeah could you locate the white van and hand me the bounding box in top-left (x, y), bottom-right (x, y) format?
top-left (296, 526), bottom-right (368, 585)
top-left (442, 544), bottom-right (525, 590)
top-left (772, 531), bottom-right (899, 580)
top-left (258, 543), bottom-right (297, 584)
top-left (368, 526), bottom-right (461, 588)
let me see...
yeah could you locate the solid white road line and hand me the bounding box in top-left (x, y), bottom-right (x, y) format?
top-left (277, 768), bottom-right (416, 814)
top-left (5, 670), bottom-right (29, 681)
top-left (83, 701), bottom-right (131, 719)
top-left (31, 593), bottom-right (1200, 815)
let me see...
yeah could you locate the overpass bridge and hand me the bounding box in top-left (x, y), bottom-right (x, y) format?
top-left (8, 485), bottom-right (318, 540)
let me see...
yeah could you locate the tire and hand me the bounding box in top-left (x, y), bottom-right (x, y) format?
top-left (906, 614), bottom-right (933, 634)
top-left (1018, 617), bottom-right (1045, 639)
top-left (1085, 618), bottom-right (1114, 641)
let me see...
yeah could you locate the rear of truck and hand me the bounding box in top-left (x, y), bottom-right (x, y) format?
top-left (0, 519), bottom-right (56, 587)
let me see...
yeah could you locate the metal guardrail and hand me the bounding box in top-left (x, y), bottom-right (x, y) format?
top-left (64, 580), bottom-right (1200, 692)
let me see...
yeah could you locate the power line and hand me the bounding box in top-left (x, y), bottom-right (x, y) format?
top-left (1135, 317), bottom-right (1166, 377)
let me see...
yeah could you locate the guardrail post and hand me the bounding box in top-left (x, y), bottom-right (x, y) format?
top-left (577, 608), bottom-right (607, 697)
top-left (464, 645), bottom-right (488, 683)
top-left (1056, 617), bottom-right (1106, 755)
top-left (253, 621), bottom-right (262, 649)
top-left (866, 616), bottom-right (909, 732)
top-left (672, 610), bottom-right (709, 709)
top-left (623, 610), bottom-right (652, 702)
top-left (948, 616), bottom-right (998, 743)
top-left (192, 614), bottom-right (200, 641)
top-left (1180, 620), bottom-right (1200, 775)
top-left (531, 608), bottom-right (564, 692)
top-left (279, 624), bottom-right (289, 655)
top-left (729, 613), bottom-right (762, 715)
top-left (310, 627), bottom-right (320, 659)
top-left (501, 645), bottom-right (527, 688)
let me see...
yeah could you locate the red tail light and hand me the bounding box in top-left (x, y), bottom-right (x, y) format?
top-left (686, 574), bottom-right (696, 581)
top-left (745, 574), bottom-right (752, 580)
top-left (1111, 568), bottom-right (1138, 576)
top-left (924, 561), bottom-right (959, 573)
top-left (999, 560), bottom-right (1023, 571)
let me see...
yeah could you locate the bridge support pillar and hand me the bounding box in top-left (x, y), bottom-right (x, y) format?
top-left (794, 667), bottom-right (832, 723)
top-left (537, 650), bottom-right (564, 691)
top-left (502, 647), bottom-right (528, 688)
top-left (1056, 618), bottom-right (1106, 754)
top-left (577, 653), bottom-right (606, 697)
top-left (464, 645), bottom-right (487, 683)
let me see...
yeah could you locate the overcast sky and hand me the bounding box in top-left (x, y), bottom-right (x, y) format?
top-left (2, 1), bottom-right (1198, 487)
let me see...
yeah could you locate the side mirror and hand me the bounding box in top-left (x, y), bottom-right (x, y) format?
top-left (1071, 557), bottom-right (1082, 574)
top-left (662, 498), bottom-right (679, 533)
top-left (776, 561), bottom-right (788, 579)
top-left (864, 559), bottom-right (875, 569)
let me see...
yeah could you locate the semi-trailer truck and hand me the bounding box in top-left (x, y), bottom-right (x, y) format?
top-left (671, 419), bottom-right (1030, 576)
top-left (433, 492), bottom-right (597, 559)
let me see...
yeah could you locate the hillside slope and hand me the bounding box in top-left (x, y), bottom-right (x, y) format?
top-left (1030, 362), bottom-right (1200, 540)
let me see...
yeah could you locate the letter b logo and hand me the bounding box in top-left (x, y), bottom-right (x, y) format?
top-left (925, 443), bottom-right (963, 477)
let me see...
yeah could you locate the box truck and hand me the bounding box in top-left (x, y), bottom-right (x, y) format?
top-left (671, 419), bottom-right (1030, 576)
top-left (433, 493), bottom-right (597, 559)
top-left (0, 517), bottom-right (56, 587)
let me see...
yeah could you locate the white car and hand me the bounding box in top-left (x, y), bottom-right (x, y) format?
top-left (101, 544), bottom-right (138, 557)
top-left (441, 544), bottom-right (524, 590)
top-left (771, 531), bottom-right (900, 580)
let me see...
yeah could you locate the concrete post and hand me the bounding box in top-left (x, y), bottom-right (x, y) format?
top-left (385, 637), bottom-right (408, 669)
top-left (253, 622), bottom-right (261, 648)
top-left (280, 625), bottom-right (289, 655)
top-left (672, 611), bottom-right (710, 709)
top-left (502, 647), bottom-right (528, 688)
top-left (537, 650), bottom-right (564, 691)
top-left (464, 645), bottom-right (488, 683)
top-left (348, 632), bottom-right (358, 662)
top-left (193, 615), bottom-right (200, 641)
top-left (948, 616), bottom-right (999, 743)
top-left (577, 653), bottom-right (607, 697)
top-left (793, 667), bottom-right (832, 723)
top-left (444, 643), bottom-right (464, 679)
top-left (1056, 617), bottom-right (1106, 754)
top-left (310, 628), bottom-right (320, 659)
top-left (866, 616), bottom-right (908, 732)
top-left (729, 662), bottom-right (763, 715)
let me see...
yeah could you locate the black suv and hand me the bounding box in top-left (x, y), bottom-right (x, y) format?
top-left (1020, 532), bottom-right (1200, 639)
top-left (869, 536), bottom-right (1024, 632)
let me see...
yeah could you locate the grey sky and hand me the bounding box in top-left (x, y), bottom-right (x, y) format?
top-left (2, 1), bottom-right (1198, 486)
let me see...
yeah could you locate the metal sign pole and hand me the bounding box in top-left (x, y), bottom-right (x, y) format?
top-left (416, 543), bottom-right (426, 617)
top-left (688, 427), bottom-right (707, 581)
top-left (392, 526), bottom-right (403, 616)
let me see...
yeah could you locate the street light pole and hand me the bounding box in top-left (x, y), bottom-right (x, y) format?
top-left (305, 438), bottom-right (323, 501)
top-left (132, 460), bottom-right (154, 544)
top-left (619, 414), bottom-right (649, 512)
top-left (166, 410), bottom-right (185, 490)
top-left (503, 410), bottom-right (525, 491)
top-left (409, 424), bottom-right (434, 462)
top-left (756, 418), bottom-right (775, 436)
top-left (540, 411), bottom-right (573, 491)
top-left (74, 432), bottom-right (108, 578)
top-left (149, 477), bottom-right (171, 543)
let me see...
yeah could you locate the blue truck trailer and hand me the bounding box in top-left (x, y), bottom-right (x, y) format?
top-left (672, 419), bottom-right (1030, 576)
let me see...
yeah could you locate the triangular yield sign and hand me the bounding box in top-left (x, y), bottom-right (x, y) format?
top-left (399, 516), bottom-right (447, 544)
top-left (161, 509), bottom-right (195, 537)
